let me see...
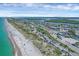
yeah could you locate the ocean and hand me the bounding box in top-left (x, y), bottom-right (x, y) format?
top-left (0, 18), bottom-right (13, 56)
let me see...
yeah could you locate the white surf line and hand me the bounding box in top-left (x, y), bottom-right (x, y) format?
top-left (6, 22), bottom-right (20, 56)
top-left (6, 20), bottom-right (42, 56)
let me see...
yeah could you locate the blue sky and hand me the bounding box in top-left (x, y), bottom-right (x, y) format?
top-left (0, 3), bottom-right (79, 17)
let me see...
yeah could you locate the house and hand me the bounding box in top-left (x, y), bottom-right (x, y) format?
top-left (61, 36), bottom-right (78, 44)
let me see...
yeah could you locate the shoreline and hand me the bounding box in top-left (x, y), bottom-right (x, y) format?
top-left (6, 19), bottom-right (42, 56)
top-left (4, 19), bottom-right (15, 56)
top-left (8, 32), bottom-right (22, 56)
top-left (5, 19), bottom-right (22, 56)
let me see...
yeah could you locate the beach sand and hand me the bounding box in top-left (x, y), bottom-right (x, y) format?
top-left (6, 19), bottom-right (42, 56)
top-left (5, 20), bottom-right (22, 56)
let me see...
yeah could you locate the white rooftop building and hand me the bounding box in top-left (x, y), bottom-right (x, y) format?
top-left (61, 37), bottom-right (78, 44)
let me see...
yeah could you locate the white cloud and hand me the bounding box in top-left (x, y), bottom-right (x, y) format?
top-left (1, 3), bottom-right (79, 11)
top-left (43, 4), bottom-right (79, 11)
top-left (0, 10), bottom-right (79, 17)
top-left (52, 4), bottom-right (74, 10)
top-left (0, 3), bottom-right (34, 7)
top-left (43, 5), bottom-right (51, 8)
top-left (73, 6), bottom-right (79, 10)
top-left (24, 3), bottom-right (34, 7)
top-left (0, 3), bottom-right (79, 17)
top-left (56, 5), bottom-right (71, 10)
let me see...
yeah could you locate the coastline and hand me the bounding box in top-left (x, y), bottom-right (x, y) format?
top-left (6, 19), bottom-right (42, 56)
top-left (8, 32), bottom-right (22, 56)
top-left (5, 19), bottom-right (22, 56)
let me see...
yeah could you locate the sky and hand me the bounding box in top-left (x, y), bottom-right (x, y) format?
top-left (0, 3), bottom-right (79, 17)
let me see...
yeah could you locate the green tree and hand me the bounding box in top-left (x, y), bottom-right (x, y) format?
top-left (68, 29), bottom-right (76, 36)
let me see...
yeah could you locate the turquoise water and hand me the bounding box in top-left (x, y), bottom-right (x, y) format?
top-left (0, 18), bottom-right (13, 56)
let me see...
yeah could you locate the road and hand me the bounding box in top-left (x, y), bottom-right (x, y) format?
top-left (44, 26), bottom-right (79, 55)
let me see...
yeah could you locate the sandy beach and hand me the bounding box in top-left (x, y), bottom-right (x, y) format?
top-left (5, 20), bottom-right (22, 56)
top-left (8, 32), bottom-right (22, 56)
top-left (6, 19), bottom-right (42, 56)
